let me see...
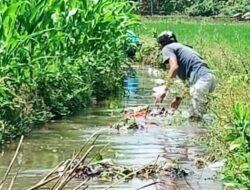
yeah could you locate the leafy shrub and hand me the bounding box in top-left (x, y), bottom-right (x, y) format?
top-left (137, 0), bottom-right (250, 16)
top-left (222, 103), bottom-right (250, 189)
top-left (188, 1), bottom-right (221, 16)
top-left (0, 0), bottom-right (139, 145)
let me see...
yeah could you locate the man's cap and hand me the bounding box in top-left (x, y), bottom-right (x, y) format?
top-left (157, 31), bottom-right (177, 45)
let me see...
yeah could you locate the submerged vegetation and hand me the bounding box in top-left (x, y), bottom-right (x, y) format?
top-left (139, 18), bottom-right (250, 189)
top-left (0, 0), bottom-right (139, 145)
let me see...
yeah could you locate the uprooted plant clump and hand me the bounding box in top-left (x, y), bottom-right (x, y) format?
top-left (110, 103), bottom-right (188, 131)
top-left (111, 105), bottom-right (165, 130)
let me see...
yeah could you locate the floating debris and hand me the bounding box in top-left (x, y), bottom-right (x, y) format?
top-left (152, 78), bottom-right (165, 86)
top-left (195, 158), bottom-right (206, 169)
top-left (149, 107), bottom-right (167, 117)
top-left (27, 134), bottom-right (190, 190)
top-left (111, 117), bottom-right (139, 131)
top-left (56, 158), bottom-right (189, 181)
top-left (123, 105), bottom-right (149, 117)
top-left (111, 105), bottom-right (174, 131)
top-left (208, 160), bottom-right (226, 171)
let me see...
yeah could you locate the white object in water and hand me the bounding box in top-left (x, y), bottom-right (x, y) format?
top-left (154, 79), bottom-right (165, 86)
top-left (152, 85), bottom-right (168, 95)
top-left (153, 70), bottom-right (161, 77)
top-left (148, 67), bottom-right (153, 75)
top-left (208, 160), bottom-right (226, 171)
top-left (148, 68), bottom-right (161, 77)
top-left (152, 85), bottom-right (168, 103)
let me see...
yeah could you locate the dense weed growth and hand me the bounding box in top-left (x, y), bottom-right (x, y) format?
top-left (0, 0), bottom-right (139, 145)
top-left (140, 19), bottom-right (250, 189)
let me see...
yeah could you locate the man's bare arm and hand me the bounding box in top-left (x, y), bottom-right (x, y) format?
top-left (168, 56), bottom-right (179, 78)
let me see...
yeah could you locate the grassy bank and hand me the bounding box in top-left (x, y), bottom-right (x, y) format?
top-left (139, 18), bottom-right (250, 189)
top-left (140, 18), bottom-right (250, 53)
top-left (0, 0), bottom-right (139, 146)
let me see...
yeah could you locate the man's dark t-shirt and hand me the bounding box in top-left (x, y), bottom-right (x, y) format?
top-left (162, 42), bottom-right (211, 84)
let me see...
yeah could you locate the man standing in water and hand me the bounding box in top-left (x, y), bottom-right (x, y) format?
top-left (156, 31), bottom-right (216, 120)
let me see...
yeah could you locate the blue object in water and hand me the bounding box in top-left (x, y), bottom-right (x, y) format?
top-left (124, 75), bottom-right (139, 95)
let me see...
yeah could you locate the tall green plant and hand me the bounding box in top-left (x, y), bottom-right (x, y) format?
top-left (222, 103), bottom-right (250, 189)
top-left (0, 0), bottom-right (140, 145)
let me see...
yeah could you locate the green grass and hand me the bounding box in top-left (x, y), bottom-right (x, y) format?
top-left (139, 18), bottom-right (250, 54)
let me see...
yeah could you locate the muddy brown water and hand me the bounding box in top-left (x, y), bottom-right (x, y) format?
top-left (0, 67), bottom-right (223, 190)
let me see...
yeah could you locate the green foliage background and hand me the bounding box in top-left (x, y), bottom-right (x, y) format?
top-left (137, 0), bottom-right (250, 16)
top-left (0, 0), bottom-right (139, 145)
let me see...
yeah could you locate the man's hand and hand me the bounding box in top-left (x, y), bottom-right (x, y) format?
top-left (170, 97), bottom-right (182, 111)
top-left (152, 85), bottom-right (168, 104)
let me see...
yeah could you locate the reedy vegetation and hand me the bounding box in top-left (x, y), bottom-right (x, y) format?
top-left (0, 0), bottom-right (139, 145)
top-left (140, 19), bottom-right (250, 189)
